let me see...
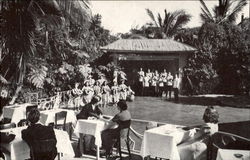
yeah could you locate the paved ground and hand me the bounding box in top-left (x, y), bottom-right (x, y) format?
top-left (102, 96), bottom-right (250, 126)
top-left (72, 96), bottom-right (249, 159)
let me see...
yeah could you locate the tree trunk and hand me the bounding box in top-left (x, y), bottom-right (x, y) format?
top-left (9, 85), bottom-right (23, 105)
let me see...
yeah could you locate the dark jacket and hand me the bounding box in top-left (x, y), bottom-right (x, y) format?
top-left (22, 123), bottom-right (57, 160)
top-left (76, 103), bottom-right (102, 120)
top-left (0, 132), bottom-right (15, 143)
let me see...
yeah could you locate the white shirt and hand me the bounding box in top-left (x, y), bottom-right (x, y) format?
top-left (167, 75), bottom-right (173, 86)
top-left (144, 76), bottom-right (150, 87)
top-left (138, 71), bottom-right (145, 82)
top-left (173, 77), bottom-right (180, 89)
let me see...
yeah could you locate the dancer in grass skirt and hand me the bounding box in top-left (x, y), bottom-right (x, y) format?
top-left (111, 81), bottom-right (119, 104)
top-left (101, 81), bottom-right (110, 107)
top-left (119, 80), bottom-right (127, 100)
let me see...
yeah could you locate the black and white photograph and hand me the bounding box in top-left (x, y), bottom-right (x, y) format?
top-left (0, 0), bottom-right (249, 160)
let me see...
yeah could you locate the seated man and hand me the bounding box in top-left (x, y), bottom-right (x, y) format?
top-left (22, 108), bottom-right (57, 160)
top-left (76, 96), bottom-right (102, 155)
top-left (77, 96), bottom-right (102, 120)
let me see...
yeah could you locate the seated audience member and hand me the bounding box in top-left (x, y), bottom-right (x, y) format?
top-left (173, 74), bottom-right (181, 102)
top-left (76, 96), bottom-right (102, 154)
top-left (76, 96), bottom-right (102, 120)
top-left (0, 108), bottom-right (16, 160)
top-left (101, 100), bottom-right (131, 156)
top-left (21, 108), bottom-right (57, 160)
top-left (178, 106), bottom-right (219, 160)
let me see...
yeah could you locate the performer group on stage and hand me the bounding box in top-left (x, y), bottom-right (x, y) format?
top-left (138, 68), bottom-right (181, 101)
top-left (67, 74), bottom-right (135, 109)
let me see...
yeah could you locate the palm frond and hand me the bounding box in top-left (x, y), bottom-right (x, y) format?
top-left (146, 8), bottom-right (158, 27)
top-left (56, 0), bottom-right (91, 26)
top-left (201, 7), bottom-right (215, 23)
top-left (170, 12), bottom-right (191, 37)
top-left (157, 13), bottom-right (162, 28)
top-left (227, 0), bottom-right (247, 22)
top-left (199, 0), bottom-right (214, 20)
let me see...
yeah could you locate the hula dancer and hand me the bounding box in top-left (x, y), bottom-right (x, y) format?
top-left (119, 80), bottom-right (127, 100)
top-left (101, 81), bottom-right (110, 107)
top-left (111, 81), bottom-right (119, 104)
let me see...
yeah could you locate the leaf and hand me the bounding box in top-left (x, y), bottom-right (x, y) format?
top-left (27, 66), bottom-right (48, 88)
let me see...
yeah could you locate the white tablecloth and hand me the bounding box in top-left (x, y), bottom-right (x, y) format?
top-left (3, 103), bottom-right (34, 124)
top-left (74, 119), bottom-right (106, 146)
top-left (39, 109), bottom-right (77, 125)
top-left (140, 124), bottom-right (186, 160)
top-left (0, 126), bottom-right (74, 160)
top-left (216, 149), bottom-right (250, 160)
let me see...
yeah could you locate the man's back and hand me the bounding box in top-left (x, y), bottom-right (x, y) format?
top-left (22, 124), bottom-right (57, 160)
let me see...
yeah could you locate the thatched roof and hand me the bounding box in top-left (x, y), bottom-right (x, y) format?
top-left (101, 39), bottom-right (196, 53)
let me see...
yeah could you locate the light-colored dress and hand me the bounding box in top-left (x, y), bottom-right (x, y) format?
top-left (101, 85), bottom-right (110, 104)
top-left (119, 84), bottom-right (127, 100)
top-left (178, 123), bottom-right (218, 160)
top-left (111, 85), bottom-right (119, 103)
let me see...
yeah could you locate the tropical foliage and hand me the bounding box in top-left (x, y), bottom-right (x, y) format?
top-left (0, 0), bottom-right (117, 105)
top-left (183, 22), bottom-right (250, 95)
top-left (146, 8), bottom-right (191, 38)
top-left (200, 0), bottom-right (247, 24)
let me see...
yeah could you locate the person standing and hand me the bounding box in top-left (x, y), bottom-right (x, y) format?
top-left (101, 81), bottom-right (110, 107)
top-left (146, 69), bottom-right (153, 96)
top-left (166, 72), bottom-right (173, 100)
top-left (111, 81), bottom-right (119, 103)
top-left (173, 74), bottom-right (181, 102)
top-left (152, 71), bottom-right (159, 96)
top-left (143, 73), bottom-right (150, 96)
top-left (138, 68), bottom-right (145, 96)
top-left (119, 80), bottom-right (128, 100)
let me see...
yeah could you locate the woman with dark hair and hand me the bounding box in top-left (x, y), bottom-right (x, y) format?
top-left (101, 100), bottom-right (131, 155)
top-left (21, 108), bottom-right (57, 160)
top-left (177, 106), bottom-right (219, 160)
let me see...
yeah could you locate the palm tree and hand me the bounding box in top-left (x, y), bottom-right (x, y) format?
top-left (200, 0), bottom-right (247, 24)
top-left (0, 0), bottom-right (91, 104)
top-left (146, 8), bottom-right (191, 38)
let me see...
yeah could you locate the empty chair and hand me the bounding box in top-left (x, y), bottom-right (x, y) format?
top-left (0, 123), bottom-right (16, 130)
top-left (115, 126), bottom-right (132, 160)
top-left (54, 111), bottom-right (67, 130)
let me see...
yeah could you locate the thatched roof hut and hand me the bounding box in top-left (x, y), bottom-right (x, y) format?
top-left (101, 39), bottom-right (196, 53)
top-left (101, 39), bottom-right (196, 92)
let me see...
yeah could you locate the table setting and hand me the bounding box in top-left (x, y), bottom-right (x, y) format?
top-left (3, 103), bottom-right (34, 124)
top-left (140, 124), bottom-right (187, 160)
top-left (0, 126), bottom-right (74, 160)
top-left (39, 108), bottom-right (77, 125)
top-left (73, 115), bottom-right (114, 159)
top-left (216, 149), bottom-right (250, 160)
